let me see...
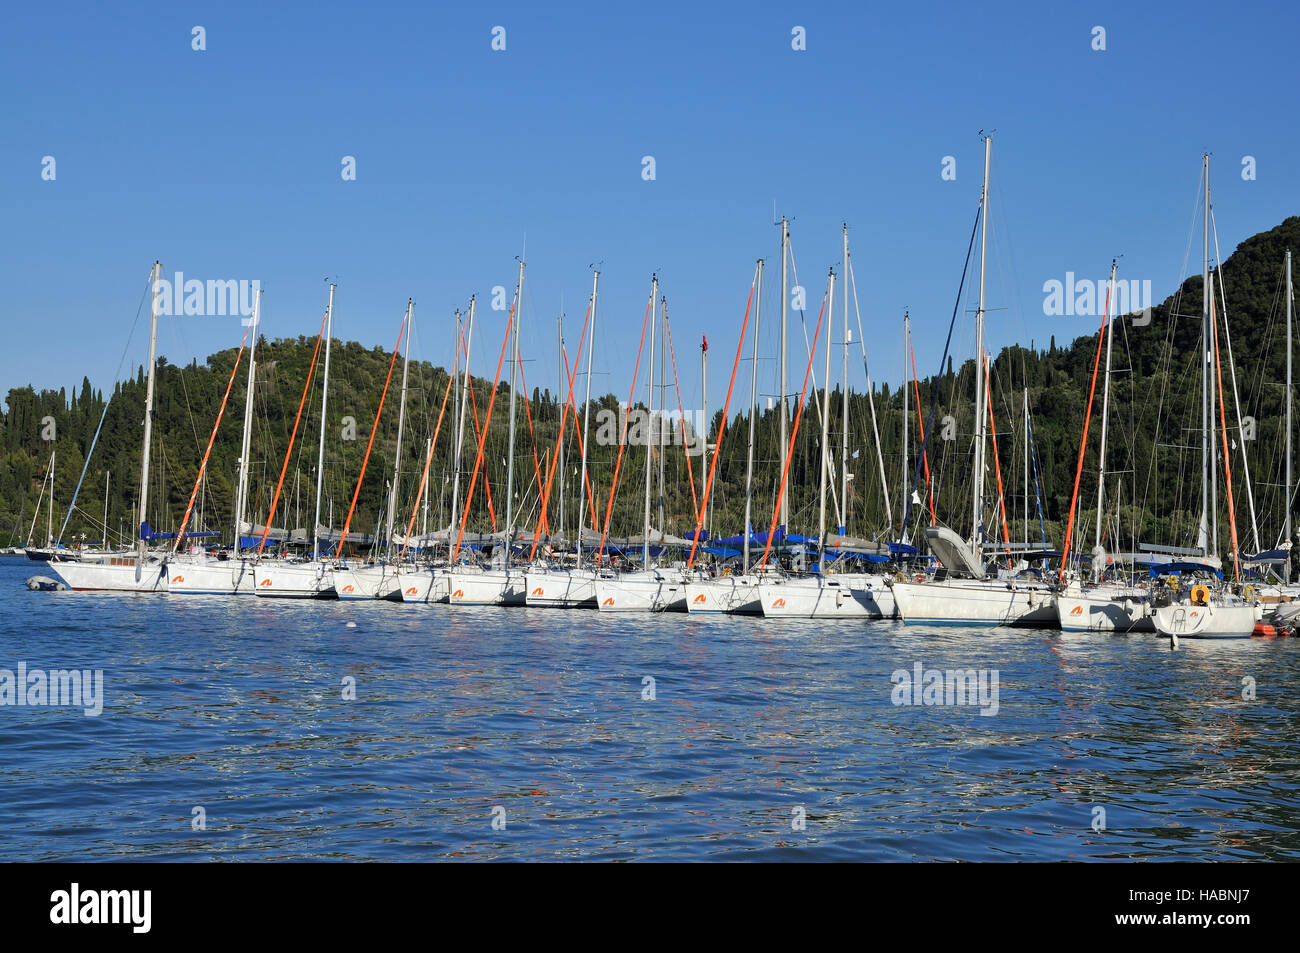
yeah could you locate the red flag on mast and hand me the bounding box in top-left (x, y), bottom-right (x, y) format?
top-left (702, 335), bottom-right (708, 353)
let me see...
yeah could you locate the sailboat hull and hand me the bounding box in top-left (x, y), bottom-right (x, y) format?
top-left (253, 562), bottom-right (337, 598)
top-left (1152, 603), bottom-right (1259, 639)
top-left (759, 574), bottom-right (894, 619)
top-left (397, 568), bottom-right (450, 604)
top-left (891, 579), bottom-right (1057, 627)
top-left (1056, 588), bottom-right (1154, 632)
top-left (167, 557), bottom-right (255, 595)
top-left (49, 557), bottom-right (169, 593)
top-left (594, 571), bottom-right (688, 612)
top-left (685, 575), bottom-right (763, 614)
top-left (333, 564), bottom-right (403, 601)
top-left (525, 568), bottom-right (597, 608)
top-left (447, 568), bottom-right (526, 606)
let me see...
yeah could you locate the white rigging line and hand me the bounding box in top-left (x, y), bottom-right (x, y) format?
top-left (846, 253), bottom-right (893, 534)
top-left (1209, 205), bottom-right (1261, 553)
top-left (786, 243), bottom-right (843, 532)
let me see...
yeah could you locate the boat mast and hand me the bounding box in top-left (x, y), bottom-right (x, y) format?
top-left (700, 333), bottom-right (708, 533)
top-left (1200, 154), bottom-right (1212, 556)
top-left (137, 261), bottom-right (162, 565)
top-left (233, 287), bottom-right (260, 557)
top-left (421, 436), bottom-right (430, 543)
top-left (841, 225), bottom-right (850, 536)
top-left (743, 259), bottom-right (764, 572)
top-left (557, 312), bottom-right (566, 544)
top-left (1023, 386), bottom-right (1029, 549)
top-left (49, 449), bottom-right (55, 548)
top-left (972, 135), bottom-right (992, 555)
top-left (445, 310), bottom-right (459, 551)
top-left (641, 276), bottom-right (658, 567)
top-left (1095, 259), bottom-right (1117, 549)
top-left (1284, 247), bottom-right (1294, 564)
top-left (902, 312), bottom-right (910, 535)
top-left (104, 470), bottom-right (110, 550)
top-left (577, 270), bottom-right (599, 566)
top-left (818, 269), bottom-right (836, 563)
top-left (449, 300), bottom-right (475, 562)
top-left (385, 299), bottom-right (413, 559)
top-left (779, 217), bottom-right (790, 532)
top-left (504, 259), bottom-right (526, 552)
top-left (657, 297), bottom-right (667, 539)
top-left (312, 283), bottom-right (335, 562)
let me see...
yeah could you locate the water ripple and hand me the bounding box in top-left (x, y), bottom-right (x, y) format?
top-left (2, 560), bottom-right (1298, 860)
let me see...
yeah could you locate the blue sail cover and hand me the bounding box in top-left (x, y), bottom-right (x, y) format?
top-left (1148, 561), bottom-right (1225, 579)
top-left (1246, 549), bottom-right (1288, 563)
top-left (712, 528), bottom-right (816, 547)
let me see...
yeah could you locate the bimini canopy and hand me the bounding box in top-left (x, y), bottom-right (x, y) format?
top-left (924, 526), bottom-right (986, 579)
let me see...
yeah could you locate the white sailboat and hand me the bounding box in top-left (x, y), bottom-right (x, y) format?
top-left (1152, 582), bottom-right (1259, 638)
top-left (595, 275), bottom-right (691, 613)
top-left (170, 286), bottom-right (263, 595)
top-left (255, 283), bottom-right (338, 599)
top-left (757, 224), bottom-right (894, 619)
top-left (758, 569), bottom-right (895, 618)
top-left (891, 526), bottom-right (1057, 626)
top-left (525, 562), bottom-right (598, 608)
top-left (526, 270), bottom-right (601, 608)
top-left (447, 258), bottom-right (528, 606)
top-left (1056, 577), bottom-right (1154, 633)
top-left (335, 299), bottom-right (414, 602)
top-left (52, 263), bottom-right (170, 593)
top-left (398, 298), bottom-right (474, 605)
top-left (1053, 261), bottom-right (1155, 632)
top-left (687, 259), bottom-right (765, 615)
top-left (594, 566), bottom-right (689, 612)
top-left (889, 136), bottom-right (1058, 627)
top-left (1150, 157), bottom-right (1258, 639)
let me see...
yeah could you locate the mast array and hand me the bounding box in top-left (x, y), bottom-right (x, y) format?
top-left (385, 299), bottom-right (413, 558)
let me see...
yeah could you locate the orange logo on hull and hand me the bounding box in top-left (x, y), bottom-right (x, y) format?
top-left (773, 598), bottom-right (786, 608)
top-left (693, 594), bottom-right (707, 603)
top-left (452, 589), bottom-right (464, 598)
top-left (532, 587), bottom-right (544, 596)
top-left (602, 597), bottom-right (614, 606)
top-left (341, 585), bottom-right (354, 593)
top-left (171, 575), bottom-right (184, 583)
top-left (405, 587), bottom-right (417, 595)
top-left (1069, 605), bottom-right (1082, 615)
top-left (259, 579), bottom-right (272, 587)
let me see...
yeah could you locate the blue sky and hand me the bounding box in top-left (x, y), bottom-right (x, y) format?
top-left (2, 0), bottom-right (1296, 418)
